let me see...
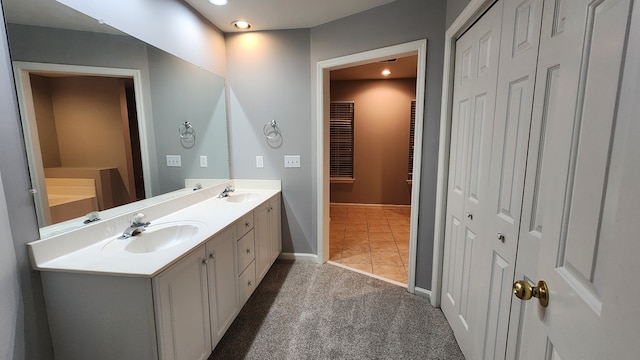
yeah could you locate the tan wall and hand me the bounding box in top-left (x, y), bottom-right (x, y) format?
top-left (49, 76), bottom-right (132, 200)
top-left (330, 78), bottom-right (416, 205)
top-left (31, 75), bottom-right (61, 167)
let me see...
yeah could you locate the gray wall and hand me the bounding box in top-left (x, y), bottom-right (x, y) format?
top-left (311, 0), bottom-right (446, 290)
top-left (226, 29), bottom-right (314, 253)
top-left (0, 7), bottom-right (52, 360)
top-left (0, 172), bottom-right (21, 360)
top-left (446, 0), bottom-right (472, 28)
top-left (147, 46), bottom-right (229, 194)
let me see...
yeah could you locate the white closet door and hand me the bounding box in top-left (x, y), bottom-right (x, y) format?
top-left (470, 0), bottom-right (544, 358)
top-left (513, 0), bottom-right (640, 358)
top-left (441, 1), bottom-right (503, 357)
top-left (504, 0), bottom-right (574, 356)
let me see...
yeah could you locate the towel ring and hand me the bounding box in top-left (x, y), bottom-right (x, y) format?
top-left (263, 120), bottom-right (280, 140)
top-left (179, 121), bottom-right (195, 140)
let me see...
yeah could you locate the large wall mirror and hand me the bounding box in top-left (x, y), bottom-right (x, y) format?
top-left (2, 0), bottom-right (230, 236)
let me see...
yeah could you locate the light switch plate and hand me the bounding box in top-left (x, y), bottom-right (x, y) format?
top-left (284, 155), bottom-right (301, 168)
top-left (256, 156), bottom-right (264, 168)
top-left (200, 155), bottom-right (208, 168)
top-left (166, 155), bottom-right (181, 167)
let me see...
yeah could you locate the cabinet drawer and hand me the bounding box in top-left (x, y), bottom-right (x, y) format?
top-left (237, 229), bottom-right (255, 273)
top-left (238, 260), bottom-right (256, 306)
top-left (235, 213), bottom-right (254, 238)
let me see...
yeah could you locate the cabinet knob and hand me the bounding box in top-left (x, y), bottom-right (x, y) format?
top-left (246, 248), bottom-right (251, 254)
top-left (466, 212), bottom-right (473, 220)
top-left (245, 222), bottom-right (250, 227)
top-left (202, 259), bottom-right (208, 265)
top-left (497, 233), bottom-right (506, 243)
top-left (247, 280), bottom-right (253, 287)
top-left (209, 252), bottom-right (215, 259)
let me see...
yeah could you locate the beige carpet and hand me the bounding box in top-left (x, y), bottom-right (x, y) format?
top-left (209, 261), bottom-right (464, 359)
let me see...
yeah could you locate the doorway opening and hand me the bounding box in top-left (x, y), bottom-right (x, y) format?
top-left (316, 40), bottom-right (427, 292)
top-left (13, 62), bottom-right (150, 227)
top-left (327, 55), bottom-right (418, 284)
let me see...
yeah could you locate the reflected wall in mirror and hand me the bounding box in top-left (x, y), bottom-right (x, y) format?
top-left (3, 0), bottom-right (230, 233)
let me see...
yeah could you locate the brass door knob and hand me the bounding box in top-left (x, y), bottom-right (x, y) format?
top-left (513, 280), bottom-right (549, 307)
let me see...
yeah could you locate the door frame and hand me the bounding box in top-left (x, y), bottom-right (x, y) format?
top-left (432, 0), bottom-right (498, 307)
top-left (315, 39), bottom-right (427, 293)
top-left (12, 61), bottom-right (152, 227)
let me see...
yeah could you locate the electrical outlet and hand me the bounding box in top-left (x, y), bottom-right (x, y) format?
top-left (200, 155), bottom-right (208, 168)
top-left (284, 155), bottom-right (301, 168)
top-left (166, 155), bottom-right (181, 167)
top-left (256, 156), bottom-right (264, 168)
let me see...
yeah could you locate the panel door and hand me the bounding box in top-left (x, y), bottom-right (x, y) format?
top-left (470, 0), bottom-right (544, 358)
top-left (514, 0), bottom-right (640, 358)
top-left (269, 196), bottom-right (282, 263)
top-left (155, 247), bottom-right (212, 360)
top-left (206, 227), bottom-right (240, 347)
top-left (505, 0), bottom-right (571, 356)
top-left (440, 1), bottom-right (503, 357)
top-left (254, 202), bottom-right (271, 282)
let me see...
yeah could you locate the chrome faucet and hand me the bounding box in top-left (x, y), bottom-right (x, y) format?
top-left (121, 213), bottom-right (150, 238)
top-left (218, 185), bottom-right (235, 198)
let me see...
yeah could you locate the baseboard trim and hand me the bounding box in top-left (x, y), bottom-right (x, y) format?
top-left (278, 252), bottom-right (319, 262)
top-left (414, 286), bottom-right (432, 298)
top-left (329, 202), bottom-right (411, 209)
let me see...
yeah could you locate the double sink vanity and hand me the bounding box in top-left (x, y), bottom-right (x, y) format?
top-left (27, 180), bottom-right (282, 360)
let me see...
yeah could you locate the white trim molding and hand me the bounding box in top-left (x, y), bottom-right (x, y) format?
top-left (413, 286), bottom-right (432, 299)
top-left (315, 40), bottom-right (427, 294)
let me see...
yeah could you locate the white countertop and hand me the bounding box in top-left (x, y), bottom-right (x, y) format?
top-left (27, 180), bottom-right (280, 277)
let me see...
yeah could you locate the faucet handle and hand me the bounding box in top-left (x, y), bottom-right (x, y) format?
top-left (132, 213), bottom-right (147, 225)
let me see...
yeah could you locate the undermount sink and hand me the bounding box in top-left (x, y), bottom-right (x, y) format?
top-left (124, 222), bottom-right (203, 254)
top-left (224, 192), bottom-right (262, 203)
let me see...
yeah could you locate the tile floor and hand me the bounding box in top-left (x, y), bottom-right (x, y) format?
top-left (329, 204), bottom-right (411, 283)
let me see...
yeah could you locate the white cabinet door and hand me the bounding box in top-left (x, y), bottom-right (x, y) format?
top-left (255, 201), bottom-right (272, 282)
top-left (514, 0), bottom-right (640, 358)
top-left (255, 195), bottom-right (282, 282)
top-left (155, 247), bottom-right (212, 360)
top-left (205, 227), bottom-right (239, 347)
top-left (269, 195), bottom-right (281, 263)
top-left (441, 1), bottom-right (503, 357)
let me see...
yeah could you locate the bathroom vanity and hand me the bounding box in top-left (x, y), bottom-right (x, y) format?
top-left (27, 180), bottom-right (281, 360)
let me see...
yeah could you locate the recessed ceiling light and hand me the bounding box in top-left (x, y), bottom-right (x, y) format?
top-left (381, 69), bottom-right (391, 76)
top-left (232, 20), bottom-right (252, 30)
top-left (209, 0), bottom-right (228, 5)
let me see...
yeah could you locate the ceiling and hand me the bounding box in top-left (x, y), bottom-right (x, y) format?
top-left (2, 0), bottom-right (396, 34)
top-left (2, 0), bottom-right (124, 35)
top-left (184, 0), bottom-right (397, 33)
